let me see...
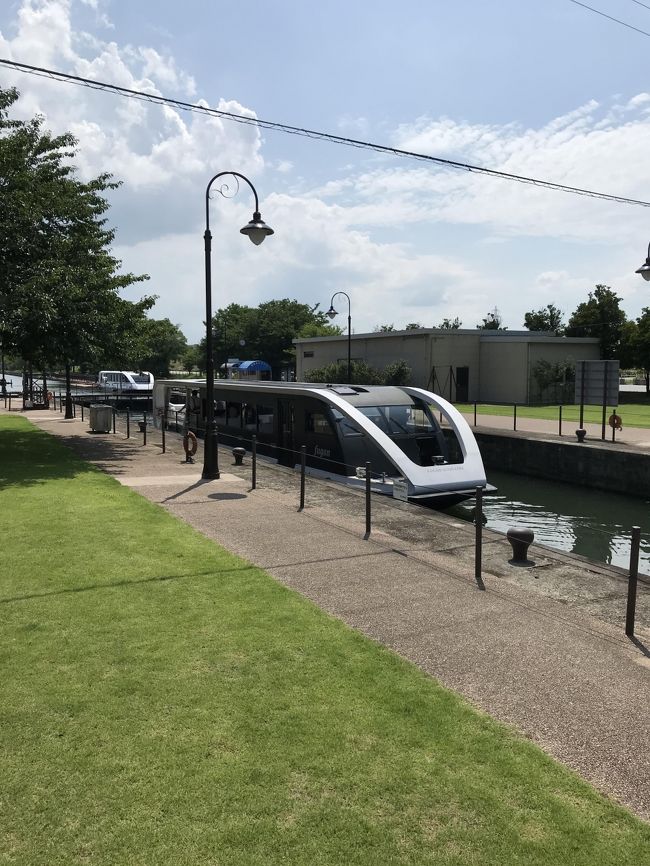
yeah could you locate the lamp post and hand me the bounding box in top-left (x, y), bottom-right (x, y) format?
top-left (326, 291), bottom-right (352, 384)
top-left (203, 171), bottom-right (273, 480)
top-left (636, 241), bottom-right (650, 281)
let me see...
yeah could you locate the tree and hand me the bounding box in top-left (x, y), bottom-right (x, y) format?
top-left (210, 299), bottom-right (334, 378)
top-left (437, 317), bottom-right (462, 329)
top-left (523, 304), bottom-right (564, 334)
top-left (405, 323), bottom-right (424, 330)
top-left (374, 324), bottom-right (396, 332)
top-left (0, 86), bottom-right (152, 413)
top-left (476, 307), bottom-right (506, 330)
top-left (565, 285), bottom-right (627, 359)
top-left (303, 358), bottom-right (411, 385)
top-left (133, 318), bottom-right (188, 378)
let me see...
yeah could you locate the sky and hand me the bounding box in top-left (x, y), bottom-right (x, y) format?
top-left (1, 0), bottom-right (650, 343)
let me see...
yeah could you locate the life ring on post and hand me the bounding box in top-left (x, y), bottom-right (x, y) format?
top-left (47, 391), bottom-right (53, 402)
top-left (183, 430), bottom-right (198, 456)
top-left (608, 412), bottom-right (622, 431)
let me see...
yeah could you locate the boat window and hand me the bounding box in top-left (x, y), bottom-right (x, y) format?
top-left (257, 404), bottom-right (274, 434)
top-left (330, 408), bottom-right (363, 437)
top-left (305, 411), bottom-right (334, 436)
top-left (357, 401), bottom-right (437, 436)
top-left (131, 373), bottom-right (151, 384)
top-left (226, 402), bottom-right (242, 427)
top-left (243, 404), bottom-right (257, 431)
top-left (215, 401), bottom-right (226, 424)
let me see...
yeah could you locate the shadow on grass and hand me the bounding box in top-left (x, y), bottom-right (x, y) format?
top-left (0, 428), bottom-right (84, 489)
top-left (0, 564), bottom-right (257, 605)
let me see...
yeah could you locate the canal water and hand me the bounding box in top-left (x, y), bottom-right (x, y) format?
top-left (445, 469), bottom-right (650, 575)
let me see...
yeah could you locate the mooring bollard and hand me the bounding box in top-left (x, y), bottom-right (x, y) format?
top-left (251, 435), bottom-right (257, 490)
top-left (625, 526), bottom-right (641, 637)
top-left (506, 527), bottom-right (535, 566)
top-left (364, 461), bottom-right (372, 539)
top-left (233, 446), bottom-right (246, 466)
top-left (474, 486), bottom-right (486, 590)
top-left (298, 445), bottom-right (306, 511)
top-left (576, 428), bottom-right (587, 443)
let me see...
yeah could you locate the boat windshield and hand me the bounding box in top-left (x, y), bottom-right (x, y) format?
top-left (356, 400), bottom-right (437, 436)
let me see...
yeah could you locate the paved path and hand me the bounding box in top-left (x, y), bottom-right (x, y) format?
top-left (15, 408), bottom-right (650, 821)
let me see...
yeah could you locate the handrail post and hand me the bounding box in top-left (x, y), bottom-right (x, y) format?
top-left (559, 405), bottom-right (562, 436)
top-left (473, 402), bottom-right (477, 427)
top-left (625, 526), bottom-right (641, 637)
top-left (513, 403), bottom-right (517, 431)
top-left (298, 445), bottom-right (306, 511)
top-left (126, 408), bottom-right (130, 439)
top-left (162, 411), bottom-right (166, 453)
top-left (251, 435), bottom-right (257, 490)
top-left (81, 402), bottom-right (84, 423)
top-left (112, 407), bottom-right (116, 435)
top-left (143, 411), bottom-right (147, 446)
top-left (474, 486), bottom-right (486, 591)
top-left (364, 461), bottom-right (371, 539)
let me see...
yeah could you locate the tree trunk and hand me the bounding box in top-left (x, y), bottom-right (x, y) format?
top-left (65, 362), bottom-right (74, 419)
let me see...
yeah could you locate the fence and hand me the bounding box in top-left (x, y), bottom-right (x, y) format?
top-left (456, 401), bottom-right (649, 443)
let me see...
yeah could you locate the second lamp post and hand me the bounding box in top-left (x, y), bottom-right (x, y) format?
top-left (203, 171), bottom-right (273, 480)
top-left (326, 291), bottom-right (352, 384)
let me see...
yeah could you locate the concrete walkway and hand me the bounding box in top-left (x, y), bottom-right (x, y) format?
top-left (16, 408), bottom-right (650, 822)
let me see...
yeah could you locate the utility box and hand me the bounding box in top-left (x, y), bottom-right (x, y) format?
top-left (89, 404), bottom-right (112, 433)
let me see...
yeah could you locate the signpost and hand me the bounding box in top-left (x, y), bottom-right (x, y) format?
top-left (392, 479), bottom-right (409, 502)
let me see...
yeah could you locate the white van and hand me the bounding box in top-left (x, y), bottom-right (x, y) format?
top-left (97, 371), bottom-right (154, 393)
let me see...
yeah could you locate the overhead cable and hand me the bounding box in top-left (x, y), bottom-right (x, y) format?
top-left (1, 56), bottom-right (649, 208)
top-left (566, 0), bottom-right (650, 37)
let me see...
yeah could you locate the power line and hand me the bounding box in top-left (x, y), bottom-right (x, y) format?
top-left (566, 0), bottom-right (650, 37)
top-left (627, 0), bottom-right (650, 13)
top-left (1, 56), bottom-right (650, 208)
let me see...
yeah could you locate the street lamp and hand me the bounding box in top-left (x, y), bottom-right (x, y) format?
top-left (203, 171), bottom-right (273, 480)
top-left (636, 241), bottom-right (650, 281)
top-left (326, 291), bottom-right (352, 384)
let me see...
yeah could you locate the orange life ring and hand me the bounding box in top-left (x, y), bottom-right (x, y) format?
top-left (47, 391), bottom-right (53, 401)
top-left (183, 430), bottom-right (198, 456)
top-left (608, 413), bottom-right (622, 431)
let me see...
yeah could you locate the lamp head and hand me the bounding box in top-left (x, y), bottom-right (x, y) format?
top-left (326, 305), bottom-right (337, 320)
top-left (636, 259), bottom-right (650, 282)
top-left (240, 211), bottom-right (274, 246)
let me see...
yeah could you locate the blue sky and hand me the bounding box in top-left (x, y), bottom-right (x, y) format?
top-left (1, 0), bottom-right (650, 342)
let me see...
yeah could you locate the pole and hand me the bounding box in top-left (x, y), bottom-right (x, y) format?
top-left (625, 526), bottom-right (640, 637)
top-left (202, 223), bottom-right (220, 479)
top-left (474, 487), bottom-right (486, 591)
top-left (579, 360), bottom-right (585, 430)
top-left (299, 445), bottom-right (306, 511)
top-left (513, 403), bottom-right (517, 431)
top-left (112, 407), bottom-right (116, 435)
top-left (364, 461), bottom-right (371, 539)
top-left (162, 413), bottom-right (166, 453)
top-left (347, 311), bottom-right (352, 384)
top-left (474, 402), bottom-right (477, 427)
top-left (126, 409), bottom-right (130, 439)
top-left (559, 405), bottom-right (562, 436)
top-left (601, 360), bottom-right (608, 441)
top-left (143, 411), bottom-right (147, 446)
top-left (251, 435), bottom-right (257, 490)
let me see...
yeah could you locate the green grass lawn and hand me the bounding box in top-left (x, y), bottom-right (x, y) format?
top-left (1, 415), bottom-right (648, 865)
top-left (455, 402), bottom-right (650, 428)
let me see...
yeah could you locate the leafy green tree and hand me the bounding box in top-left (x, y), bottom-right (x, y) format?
top-left (565, 285), bottom-right (627, 359)
top-left (303, 360), bottom-right (384, 385)
top-left (437, 317), bottom-right (462, 329)
top-left (524, 304), bottom-right (564, 334)
top-left (210, 299), bottom-right (334, 377)
top-left (132, 318), bottom-right (188, 378)
top-left (382, 359), bottom-right (412, 385)
top-left (405, 323), bottom-right (424, 330)
top-left (374, 324), bottom-right (396, 332)
top-left (476, 307), bottom-right (506, 330)
top-left (0, 86), bottom-right (152, 413)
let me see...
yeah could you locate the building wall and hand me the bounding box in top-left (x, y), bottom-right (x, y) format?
top-left (294, 330), bottom-right (600, 404)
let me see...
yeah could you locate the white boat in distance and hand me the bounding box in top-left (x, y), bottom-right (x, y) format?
top-left (153, 379), bottom-right (490, 507)
top-left (97, 370), bottom-right (154, 393)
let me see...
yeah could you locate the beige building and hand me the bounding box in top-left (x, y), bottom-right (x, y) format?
top-left (293, 329), bottom-right (601, 404)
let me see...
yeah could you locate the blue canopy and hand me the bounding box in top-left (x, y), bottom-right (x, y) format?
top-left (238, 360), bottom-right (271, 372)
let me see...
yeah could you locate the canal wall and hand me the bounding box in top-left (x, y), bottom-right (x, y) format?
top-left (474, 429), bottom-right (650, 497)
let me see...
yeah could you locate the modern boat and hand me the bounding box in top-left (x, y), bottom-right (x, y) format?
top-left (152, 379), bottom-right (490, 506)
top-left (97, 370), bottom-right (154, 393)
